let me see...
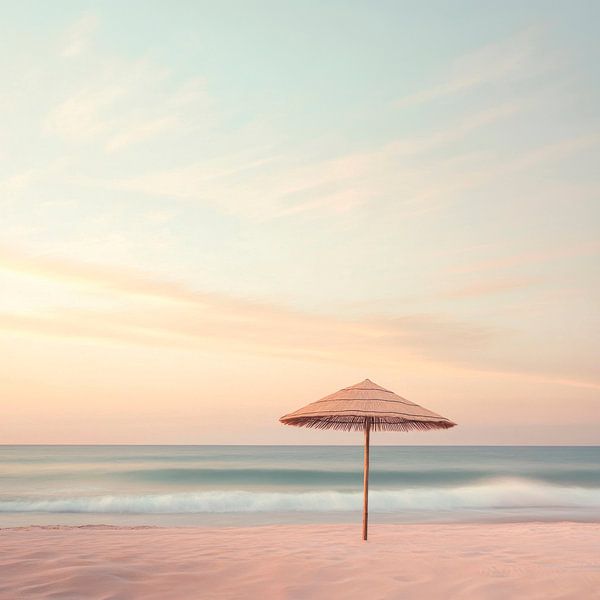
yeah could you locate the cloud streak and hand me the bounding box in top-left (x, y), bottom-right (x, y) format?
top-left (44, 49), bottom-right (212, 152)
top-left (449, 241), bottom-right (600, 275)
top-left (0, 246), bottom-right (490, 363)
top-left (396, 27), bottom-right (551, 108)
top-left (1, 246), bottom-right (598, 391)
top-left (60, 14), bottom-right (98, 58)
top-left (103, 99), bottom-right (530, 220)
top-left (443, 278), bottom-right (537, 299)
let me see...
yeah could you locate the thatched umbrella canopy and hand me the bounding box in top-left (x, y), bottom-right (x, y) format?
top-left (279, 378), bottom-right (456, 540)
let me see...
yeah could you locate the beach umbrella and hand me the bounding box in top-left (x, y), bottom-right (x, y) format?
top-left (279, 379), bottom-right (456, 540)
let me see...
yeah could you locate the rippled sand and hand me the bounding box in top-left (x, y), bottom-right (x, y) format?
top-left (1, 523), bottom-right (599, 599)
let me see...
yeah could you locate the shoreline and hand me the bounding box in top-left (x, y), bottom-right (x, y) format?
top-left (2, 516), bottom-right (600, 530)
top-left (1, 522), bottom-right (599, 599)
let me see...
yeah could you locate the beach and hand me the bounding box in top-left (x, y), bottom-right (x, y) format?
top-left (2, 446), bottom-right (599, 598)
top-left (2, 523), bottom-right (600, 599)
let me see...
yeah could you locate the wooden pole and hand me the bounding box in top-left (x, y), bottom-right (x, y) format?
top-left (362, 419), bottom-right (371, 541)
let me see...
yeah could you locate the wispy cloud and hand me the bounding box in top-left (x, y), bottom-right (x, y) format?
top-left (45, 35), bottom-right (213, 152)
top-left (103, 99), bottom-right (527, 219)
top-left (45, 83), bottom-right (124, 142)
top-left (0, 246), bottom-right (493, 365)
top-left (443, 278), bottom-right (538, 299)
top-left (1, 246), bottom-right (598, 391)
top-left (105, 115), bottom-right (179, 152)
top-left (449, 241), bottom-right (600, 275)
top-left (60, 14), bottom-right (98, 58)
top-left (396, 27), bottom-right (551, 108)
top-left (35, 22), bottom-right (594, 225)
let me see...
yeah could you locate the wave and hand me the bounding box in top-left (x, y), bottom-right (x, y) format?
top-left (121, 467), bottom-right (600, 488)
top-left (116, 467), bottom-right (495, 487)
top-left (10, 466), bottom-right (600, 489)
top-left (2, 478), bottom-right (600, 514)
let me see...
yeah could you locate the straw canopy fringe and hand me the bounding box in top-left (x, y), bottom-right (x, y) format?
top-left (280, 415), bottom-right (453, 432)
top-left (279, 379), bottom-right (456, 432)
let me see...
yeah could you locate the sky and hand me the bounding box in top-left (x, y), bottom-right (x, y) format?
top-left (1, 1), bottom-right (599, 444)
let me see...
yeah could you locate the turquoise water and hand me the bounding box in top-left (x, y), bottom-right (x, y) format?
top-left (1, 446), bottom-right (599, 526)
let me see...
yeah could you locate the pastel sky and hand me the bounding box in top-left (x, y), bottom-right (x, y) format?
top-left (1, 1), bottom-right (599, 444)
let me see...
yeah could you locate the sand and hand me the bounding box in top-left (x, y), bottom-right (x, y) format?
top-left (1, 523), bottom-right (599, 599)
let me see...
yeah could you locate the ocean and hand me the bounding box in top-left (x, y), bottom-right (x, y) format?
top-left (1, 445), bottom-right (599, 527)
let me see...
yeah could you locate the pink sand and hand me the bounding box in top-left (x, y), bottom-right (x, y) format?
top-left (1, 523), bottom-right (599, 599)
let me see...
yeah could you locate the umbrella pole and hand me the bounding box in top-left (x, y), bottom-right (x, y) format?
top-left (362, 419), bottom-right (370, 541)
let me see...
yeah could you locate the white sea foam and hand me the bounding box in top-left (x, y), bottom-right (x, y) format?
top-left (2, 478), bottom-right (600, 513)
